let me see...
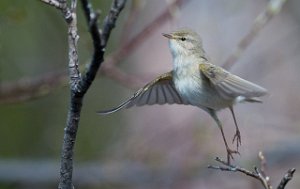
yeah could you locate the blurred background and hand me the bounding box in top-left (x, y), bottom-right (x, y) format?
top-left (1, 0), bottom-right (300, 188)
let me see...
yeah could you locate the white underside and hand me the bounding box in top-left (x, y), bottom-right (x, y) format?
top-left (172, 57), bottom-right (234, 111)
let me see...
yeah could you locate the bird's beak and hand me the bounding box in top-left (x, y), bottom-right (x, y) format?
top-left (162, 33), bottom-right (173, 39)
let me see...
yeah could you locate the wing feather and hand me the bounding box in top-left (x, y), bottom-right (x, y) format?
top-left (166, 84), bottom-right (184, 104)
top-left (199, 63), bottom-right (267, 99)
top-left (163, 84), bottom-right (174, 103)
top-left (97, 72), bottom-right (186, 115)
top-left (157, 85), bottom-right (166, 104)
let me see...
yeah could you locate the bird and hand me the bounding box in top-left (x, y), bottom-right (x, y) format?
top-left (98, 29), bottom-right (267, 164)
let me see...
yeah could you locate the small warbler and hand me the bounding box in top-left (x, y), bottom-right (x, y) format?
top-left (98, 29), bottom-right (267, 164)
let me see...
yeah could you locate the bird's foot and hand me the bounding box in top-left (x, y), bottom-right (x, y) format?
top-left (226, 147), bottom-right (240, 165)
top-left (232, 129), bottom-right (242, 151)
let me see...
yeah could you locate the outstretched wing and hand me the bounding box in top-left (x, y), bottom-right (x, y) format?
top-left (97, 72), bottom-right (188, 115)
top-left (199, 63), bottom-right (267, 100)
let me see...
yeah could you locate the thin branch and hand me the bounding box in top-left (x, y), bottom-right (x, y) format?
top-left (208, 152), bottom-right (296, 189)
top-left (277, 168), bottom-right (296, 189)
top-left (39, 0), bottom-right (126, 188)
top-left (222, 0), bottom-right (288, 70)
top-left (67, 4), bottom-right (81, 91)
top-left (208, 157), bottom-right (269, 187)
top-left (79, 0), bottom-right (104, 94)
top-left (58, 0), bottom-right (80, 188)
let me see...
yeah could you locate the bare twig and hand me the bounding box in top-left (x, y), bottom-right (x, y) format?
top-left (208, 157), bottom-right (270, 188)
top-left (277, 168), bottom-right (296, 189)
top-left (222, 0), bottom-right (288, 70)
top-left (208, 152), bottom-right (296, 189)
top-left (58, 1), bottom-right (81, 189)
top-left (39, 0), bottom-right (126, 188)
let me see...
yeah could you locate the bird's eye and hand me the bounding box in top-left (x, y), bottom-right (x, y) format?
top-left (181, 37), bottom-right (186, 41)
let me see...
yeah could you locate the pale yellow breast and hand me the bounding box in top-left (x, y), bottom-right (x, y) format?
top-left (173, 63), bottom-right (233, 110)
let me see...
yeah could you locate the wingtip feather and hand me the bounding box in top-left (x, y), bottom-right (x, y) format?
top-left (96, 98), bottom-right (133, 115)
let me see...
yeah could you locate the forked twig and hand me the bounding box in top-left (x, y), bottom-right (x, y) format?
top-left (208, 152), bottom-right (296, 189)
top-left (40, 1), bottom-right (126, 189)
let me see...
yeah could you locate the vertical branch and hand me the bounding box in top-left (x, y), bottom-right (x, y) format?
top-left (59, 0), bottom-right (126, 188)
top-left (68, 0), bottom-right (81, 91)
top-left (277, 168), bottom-right (296, 189)
top-left (58, 0), bottom-right (81, 188)
top-left (38, 0), bottom-right (127, 188)
top-left (40, 1), bottom-right (83, 188)
top-left (80, 0), bottom-right (103, 92)
top-left (80, 0), bottom-right (126, 93)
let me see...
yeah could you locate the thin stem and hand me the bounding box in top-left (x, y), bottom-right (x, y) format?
top-left (208, 153), bottom-right (296, 189)
top-left (57, 0), bottom-right (126, 188)
top-left (277, 168), bottom-right (296, 189)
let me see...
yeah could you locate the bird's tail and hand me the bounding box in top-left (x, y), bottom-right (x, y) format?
top-left (244, 97), bottom-right (263, 103)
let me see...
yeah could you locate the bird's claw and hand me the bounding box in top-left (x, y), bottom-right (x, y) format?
top-left (232, 129), bottom-right (242, 150)
top-left (226, 148), bottom-right (240, 165)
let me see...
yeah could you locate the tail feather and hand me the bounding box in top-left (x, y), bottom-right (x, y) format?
top-left (235, 96), bottom-right (263, 104)
top-left (244, 97), bottom-right (263, 103)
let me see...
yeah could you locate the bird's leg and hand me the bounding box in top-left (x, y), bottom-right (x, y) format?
top-left (208, 109), bottom-right (239, 165)
top-left (229, 107), bottom-right (241, 151)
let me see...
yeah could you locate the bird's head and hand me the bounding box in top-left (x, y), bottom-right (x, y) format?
top-left (162, 29), bottom-right (203, 57)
